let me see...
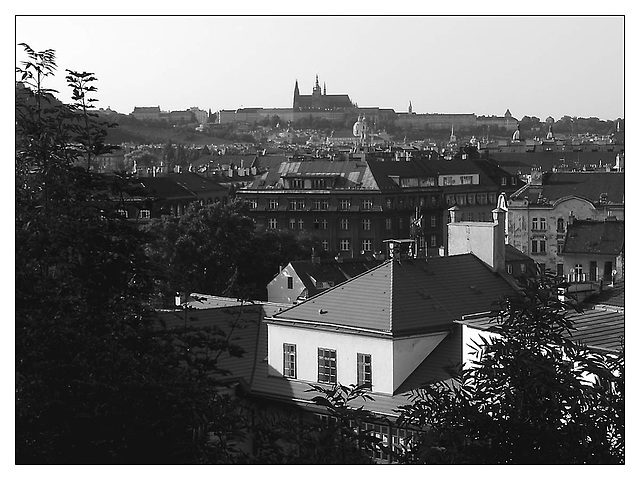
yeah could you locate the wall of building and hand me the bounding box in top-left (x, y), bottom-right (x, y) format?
top-left (267, 264), bottom-right (305, 304)
top-left (266, 323), bottom-right (394, 394)
top-left (392, 332), bottom-right (449, 390)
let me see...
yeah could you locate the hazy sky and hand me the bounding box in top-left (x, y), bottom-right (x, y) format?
top-left (15, 14), bottom-right (625, 120)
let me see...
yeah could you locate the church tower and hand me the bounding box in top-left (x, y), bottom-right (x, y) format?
top-left (408, 101), bottom-right (413, 114)
top-left (293, 80), bottom-right (300, 110)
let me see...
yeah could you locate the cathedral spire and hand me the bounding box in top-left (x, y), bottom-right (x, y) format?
top-left (408, 101), bottom-right (413, 113)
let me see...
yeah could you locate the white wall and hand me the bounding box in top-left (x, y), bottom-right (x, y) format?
top-left (392, 332), bottom-right (448, 390)
top-left (461, 325), bottom-right (499, 369)
top-left (267, 264), bottom-right (303, 304)
top-left (448, 221), bottom-right (498, 269)
top-left (267, 323), bottom-right (394, 393)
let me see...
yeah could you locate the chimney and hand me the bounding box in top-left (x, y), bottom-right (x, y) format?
top-left (491, 208), bottom-right (506, 272)
top-left (448, 205), bottom-right (460, 224)
top-left (568, 211), bottom-right (575, 225)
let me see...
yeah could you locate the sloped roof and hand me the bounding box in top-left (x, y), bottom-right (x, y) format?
top-left (456, 303), bottom-right (624, 354)
top-left (290, 259), bottom-right (382, 298)
top-left (563, 220), bottom-right (624, 255)
top-left (505, 244), bottom-right (534, 263)
top-left (585, 280), bottom-right (624, 309)
top-left (512, 172), bottom-right (625, 203)
top-left (167, 172), bottom-right (229, 195)
top-left (271, 255), bottom-right (515, 336)
top-left (135, 177), bottom-right (195, 199)
top-left (488, 151), bottom-right (621, 175)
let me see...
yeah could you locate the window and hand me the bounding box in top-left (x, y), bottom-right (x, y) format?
top-left (531, 239), bottom-right (547, 253)
top-left (399, 218), bottom-right (404, 229)
top-left (456, 194), bottom-right (466, 206)
top-left (507, 264), bottom-right (513, 274)
top-left (557, 218), bottom-right (565, 233)
top-left (557, 240), bottom-right (564, 254)
top-left (314, 219), bottom-right (320, 229)
top-left (268, 218), bottom-right (278, 229)
top-left (511, 177), bottom-right (517, 185)
top-left (288, 199), bottom-right (305, 211)
top-left (362, 198), bottom-right (373, 210)
top-left (340, 218), bottom-right (350, 230)
top-left (446, 195), bottom-right (455, 206)
top-left (313, 199), bottom-right (322, 210)
top-left (339, 198), bottom-right (351, 210)
top-left (357, 353), bottom-right (372, 389)
top-left (557, 263), bottom-right (564, 277)
top-left (501, 177), bottom-right (507, 186)
top-left (321, 240), bottom-right (329, 251)
top-left (488, 193), bottom-right (496, 205)
top-left (117, 208), bottom-right (128, 218)
top-left (287, 277), bottom-right (293, 289)
top-left (540, 217), bottom-right (547, 230)
top-left (318, 348), bottom-right (337, 384)
top-left (386, 198), bottom-right (393, 209)
top-left (362, 239), bottom-right (372, 252)
top-left (139, 209), bottom-right (150, 219)
top-left (311, 179), bottom-right (325, 189)
top-left (339, 239), bottom-right (351, 252)
top-left (291, 179), bottom-right (304, 189)
top-left (321, 219), bottom-right (328, 230)
top-left (268, 198), bottom-right (278, 210)
top-left (385, 218), bottom-right (392, 230)
top-left (298, 218), bottom-right (304, 229)
top-left (283, 344), bottom-right (296, 378)
top-left (477, 193), bottom-right (487, 205)
top-left (362, 218), bottom-right (371, 231)
top-left (467, 194), bottom-right (475, 205)
top-left (289, 218), bottom-right (297, 229)
top-left (430, 235), bottom-right (437, 247)
top-left (532, 218), bottom-right (539, 230)
top-left (430, 215), bottom-right (437, 228)
top-left (461, 175), bottom-right (473, 185)
top-left (247, 198), bottom-right (258, 209)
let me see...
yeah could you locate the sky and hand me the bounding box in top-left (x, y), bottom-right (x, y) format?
top-left (14, 13), bottom-right (625, 121)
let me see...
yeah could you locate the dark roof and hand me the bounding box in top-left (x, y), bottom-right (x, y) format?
top-left (505, 244), bottom-right (534, 263)
top-left (488, 151), bottom-right (621, 175)
top-left (270, 255), bottom-right (516, 336)
top-left (167, 172), bottom-right (228, 195)
top-left (563, 220), bottom-right (624, 255)
top-left (512, 172), bottom-right (625, 204)
top-left (289, 259), bottom-right (382, 298)
top-left (456, 304), bottom-right (624, 354)
top-left (584, 280), bottom-right (625, 309)
top-left (135, 177), bottom-right (195, 199)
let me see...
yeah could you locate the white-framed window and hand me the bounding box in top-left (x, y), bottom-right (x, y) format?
top-left (298, 218), bottom-right (304, 229)
top-left (339, 239), bottom-right (351, 251)
top-left (385, 218), bottom-right (392, 230)
top-left (362, 218), bottom-right (371, 231)
top-left (430, 235), bottom-right (437, 247)
top-left (289, 218), bottom-right (297, 229)
top-left (477, 193), bottom-right (487, 205)
top-left (283, 344), bottom-right (296, 378)
top-left (362, 198), bottom-right (373, 210)
top-left (540, 217), bottom-right (547, 230)
top-left (340, 218), bottom-right (350, 230)
top-left (430, 215), bottom-right (437, 227)
top-left (318, 348), bottom-right (337, 384)
top-left (461, 175), bottom-right (473, 185)
top-left (311, 179), bottom-right (325, 189)
top-left (488, 193), bottom-right (496, 204)
top-left (288, 199), bottom-right (305, 211)
top-left (362, 239), bottom-right (372, 252)
top-left (357, 353), bottom-right (372, 389)
top-left (321, 219), bottom-right (328, 230)
top-left (501, 177), bottom-right (507, 186)
top-left (456, 194), bottom-right (466, 206)
top-left (507, 264), bottom-right (513, 274)
top-left (267, 218), bottom-right (278, 229)
top-left (291, 179), bottom-right (304, 189)
top-left (313, 199), bottom-right (322, 210)
top-left (139, 209), bottom-right (151, 219)
top-left (247, 198), bottom-right (258, 210)
top-left (321, 239), bottom-right (329, 251)
top-left (117, 208), bottom-right (128, 218)
top-left (268, 198), bottom-right (278, 210)
top-left (339, 198), bottom-right (351, 210)
top-left (532, 218), bottom-right (539, 230)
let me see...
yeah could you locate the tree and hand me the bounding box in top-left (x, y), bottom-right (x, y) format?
top-left (394, 273), bottom-right (624, 464)
top-left (16, 44), bottom-right (245, 464)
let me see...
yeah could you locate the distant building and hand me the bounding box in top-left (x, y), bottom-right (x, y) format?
top-left (131, 106), bottom-right (162, 120)
top-left (293, 75), bottom-right (354, 112)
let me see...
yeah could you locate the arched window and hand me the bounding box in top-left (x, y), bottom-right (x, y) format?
top-left (557, 218), bottom-right (565, 233)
